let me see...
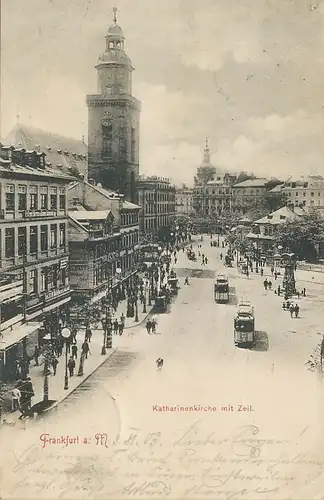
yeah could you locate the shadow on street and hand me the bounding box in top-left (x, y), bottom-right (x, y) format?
top-left (251, 330), bottom-right (269, 352)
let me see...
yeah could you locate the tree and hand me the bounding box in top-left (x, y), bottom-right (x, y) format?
top-left (245, 192), bottom-right (287, 223)
top-left (226, 232), bottom-right (254, 255)
top-left (276, 210), bottom-right (324, 262)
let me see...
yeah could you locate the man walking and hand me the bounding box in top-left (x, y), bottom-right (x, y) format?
top-left (81, 340), bottom-right (90, 360)
top-left (33, 345), bottom-right (40, 366)
top-left (71, 343), bottom-right (78, 360)
top-left (68, 356), bottom-right (76, 377)
top-left (12, 385), bottom-right (21, 412)
top-left (52, 357), bottom-right (59, 376)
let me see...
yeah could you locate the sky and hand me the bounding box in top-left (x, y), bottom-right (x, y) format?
top-left (2, 0), bottom-right (324, 186)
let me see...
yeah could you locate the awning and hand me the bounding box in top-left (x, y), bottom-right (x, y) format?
top-left (0, 321), bottom-right (41, 350)
top-left (43, 295), bottom-right (71, 313)
top-left (91, 288), bottom-right (108, 304)
top-left (0, 285), bottom-right (23, 303)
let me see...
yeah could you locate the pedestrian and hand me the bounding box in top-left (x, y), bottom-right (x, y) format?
top-left (198, 251), bottom-right (201, 257)
top-left (260, 268), bottom-right (263, 277)
top-left (118, 322), bottom-right (124, 336)
top-left (220, 253), bottom-right (223, 260)
top-left (303, 288), bottom-right (306, 297)
top-left (263, 279), bottom-right (268, 291)
top-left (33, 345), bottom-right (40, 366)
top-left (277, 285), bottom-right (281, 296)
top-left (146, 320), bottom-right (152, 334)
top-left (120, 313), bottom-right (125, 326)
top-left (52, 357), bottom-right (59, 376)
top-left (289, 304), bottom-right (295, 318)
top-left (71, 343), bottom-right (78, 359)
top-left (68, 356), bottom-right (76, 377)
top-left (205, 257), bottom-right (208, 264)
top-left (151, 319), bottom-right (157, 334)
top-left (12, 385), bottom-right (21, 412)
top-left (274, 271), bottom-right (278, 280)
top-left (271, 266), bottom-right (274, 276)
top-left (175, 257), bottom-right (177, 264)
top-left (71, 326), bottom-right (78, 343)
top-left (81, 340), bottom-right (90, 359)
top-left (24, 377), bottom-right (34, 411)
top-left (202, 254), bottom-right (205, 261)
top-left (268, 280), bottom-right (272, 290)
top-left (85, 326), bottom-right (92, 343)
top-left (113, 319), bottom-right (119, 335)
top-left (294, 304), bottom-right (300, 318)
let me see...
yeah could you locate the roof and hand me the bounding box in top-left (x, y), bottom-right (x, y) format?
top-left (69, 210), bottom-right (111, 221)
top-left (5, 123), bottom-right (88, 178)
top-left (0, 158), bottom-right (74, 182)
top-left (254, 205), bottom-right (305, 225)
top-left (122, 200), bottom-right (140, 210)
top-left (233, 178), bottom-right (269, 188)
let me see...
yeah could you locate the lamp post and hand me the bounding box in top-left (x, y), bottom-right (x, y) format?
top-left (101, 317), bottom-right (107, 355)
top-left (61, 327), bottom-right (71, 390)
top-left (42, 333), bottom-right (51, 402)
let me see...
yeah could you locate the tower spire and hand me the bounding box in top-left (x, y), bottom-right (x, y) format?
top-left (203, 137), bottom-right (211, 164)
top-left (113, 6), bottom-right (117, 24)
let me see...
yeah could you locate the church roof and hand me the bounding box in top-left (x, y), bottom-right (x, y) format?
top-left (5, 123), bottom-right (88, 178)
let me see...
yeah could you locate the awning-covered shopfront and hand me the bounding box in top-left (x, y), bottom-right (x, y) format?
top-left (0, 321), bottom-right (42, 351)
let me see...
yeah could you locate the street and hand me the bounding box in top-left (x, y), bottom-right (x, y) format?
top-left (1, 237), bottom-right (324, 500)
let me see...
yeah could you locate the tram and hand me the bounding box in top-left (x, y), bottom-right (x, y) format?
top-left (234, 301), bottom-right (255, 348)
top-left (214, 274), bottom-right (229, 303)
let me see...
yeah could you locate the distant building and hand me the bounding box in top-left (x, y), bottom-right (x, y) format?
top-left (86, 8), bottom-right (140, 203)
top-left (232, 178), bottom-right (282, 217)
top-left (270, 176), bottom-right (324, 210)
top-left (246, 205), bottom-right (306, 255)
top-left (137, 176), bottom-right (176, 238)
top-left (0, 144), bottom-right (72, 382)
top-left (175, 185), bottom-right (193, 215)
top-left (5, 123), bottom-right (88, 180)
top-left (68, 179), bottom-right (140, 314)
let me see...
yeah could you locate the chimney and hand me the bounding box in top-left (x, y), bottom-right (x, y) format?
top-left (118, 193), bottom-right (124, 212)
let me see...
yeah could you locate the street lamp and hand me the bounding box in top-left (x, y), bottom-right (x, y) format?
top-left (61, 327), bottom-right (71, 390)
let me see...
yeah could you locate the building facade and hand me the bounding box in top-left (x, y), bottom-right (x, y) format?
top-left (270, 176), bottom-right (324, 210)
top-left (175, 185), bottom-right (194, 215)
top-left (0, 145), bottom-right (72, 382)
top-left (231, 178), bottom-right (282, 217)
top-left (137, 176), bottom-right (176, 237)
top-left (68, 179), bottom-right (140, 318)
top-left (87, 8), bottom-right (140, 203)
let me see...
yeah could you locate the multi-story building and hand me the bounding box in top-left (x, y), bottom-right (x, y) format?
top-left (270, 176), bottom-right (324, 210)
top-left (175, 184), bottom-right (194, 215)
top-left (68, 179), bottom-right (140, 314)
top-left (0, 144), bottom-right (72, 382)
top-left (86, 8), bottom-right (140, 203)
top-left (231, 178), bottom-right (281, 217)
top-left (137, 176), bottom-right (176, 238)
top-left (6, 122), bottom-right (88, 180)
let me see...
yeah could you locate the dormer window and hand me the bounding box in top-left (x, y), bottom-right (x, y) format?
top-left (57, 149), bottom-right (62, 154)
top-left (267, 215), bottom-right (273, 219)
top-left (64, 150), bottom-right (69, 155)
top-left (47, 146), bottom-right (51, 151)
top-left (280, 215), bottom-right (286, 220)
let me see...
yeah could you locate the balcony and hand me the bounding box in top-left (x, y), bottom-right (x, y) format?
top-left (23, 210), bottom-right (57, 219)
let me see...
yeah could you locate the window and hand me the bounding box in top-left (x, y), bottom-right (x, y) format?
top-left (18, 227), bottom-right (27, 256)
top-left (18, 185), bottom-right (27, 211)
top-left (59, 223), bottom-right (66, 247)
top-left (119, 124), bottom-right (126, 156)
top-left (40, 187), bottom-right (48, 209)
top-left (40, 225), bottom-right (48, 251)
top-left (311, 192), bottom-right (314, 197)
top-left (102, 124), bottom-right (112, 158)
top-left (30, 185), bottom-right (38, 209)
top-left (5, 228), bottom-right (14, 258)
top-left (59, 188), bottom-right (66, 210)
top-left (30, 226), bottom-right (38, 253)
top-left (318, 192), bottom-right (321, 196)
top-left (5, 184), bottom-right (15, 211)
top-left (303, 192), bottom-right (306, 197)
top-left (47, 265), bottom-right (55, 290)
top-left (40, 268), bottom-right (47, 292)
top-left (29, 269), bottom-right (37, 294)
top-left (50, 224), bottom-right (57, 249)
top-left (50, 187), bottom-right (57, 210)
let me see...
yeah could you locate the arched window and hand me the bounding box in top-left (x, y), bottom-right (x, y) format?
top-left (131, 127), bottom-right (136, 162)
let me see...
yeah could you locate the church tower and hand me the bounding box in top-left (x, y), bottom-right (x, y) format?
top-left (87, 8), bottom-right (141, 202)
